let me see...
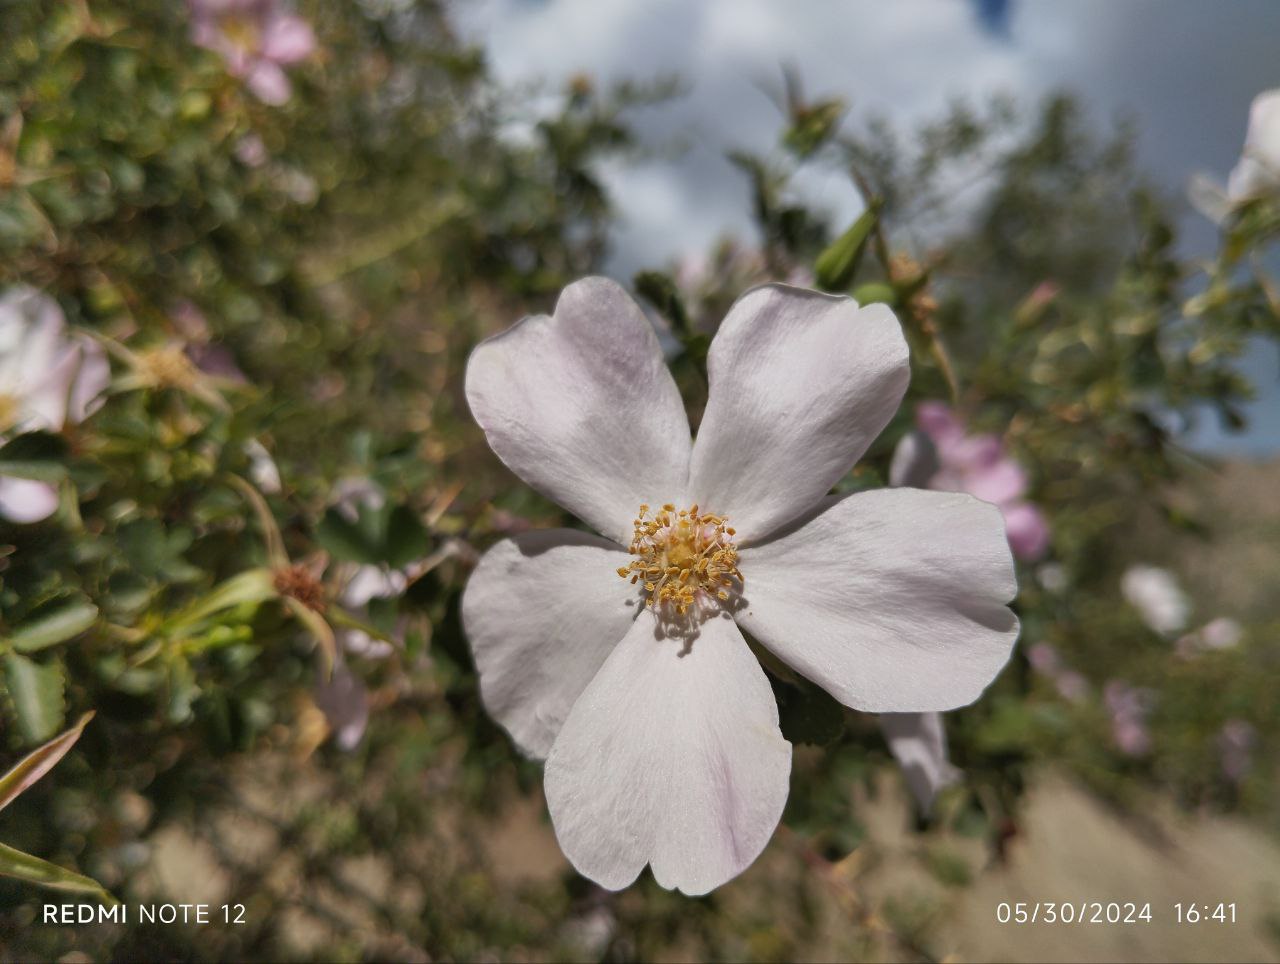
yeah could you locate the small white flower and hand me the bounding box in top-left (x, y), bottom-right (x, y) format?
top-left (313, 661), bottom-right (370, 752)
top-left (338, 563), bottom-right (403, 661)
top-left (245, 439), bottom-right (282, 494)
top-left (1121, 564), bottom-right (1190, 636)
top-left (0, 287), bottom-right (109, 523)
top-left (1036, 562), bottom-right (1067, 594)
top-left (1189, 89), bottom-right (1280, 223)
top-left (1228, 89), bottom-right (1280, 203)
top-left (462, 278), bottom-right (1020, 895)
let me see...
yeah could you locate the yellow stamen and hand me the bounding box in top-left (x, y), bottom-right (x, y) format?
top-left (617, 502), bottom-right (742, 616)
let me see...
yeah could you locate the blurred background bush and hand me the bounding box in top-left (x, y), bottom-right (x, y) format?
top-left (0, 1), bottom-right (1278, 960)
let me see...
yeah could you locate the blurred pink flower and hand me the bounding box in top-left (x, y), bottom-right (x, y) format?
top-left (234, 132), bottom-right (269, 168)
top-left (1218, 719), bottom-right (1257, 784)
top-left (188, 0), bottom-right (315, 106)
top-left (170, 301), bottom-right (248, 383)
top-left (1054, 670), bottom-right (1089, 704)
top-left (1175, 616), bottom-right (1242, 658)
top-left (0, 287), bottom-right (110, 523)
top-left (1104, 681), bottom-right (1152, 757)
top-left (1027, 641), bottom-right (1061, 675)
top-left (890, 401), bottom-right (1050, 560)
top-left (1026, 642), bottom-right (1089, 704)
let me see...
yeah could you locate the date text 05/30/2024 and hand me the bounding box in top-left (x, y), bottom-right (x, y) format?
top-left (995, 902), bottom-right (1238, 925)
top-left (43, 904), bottom-right (246, 925)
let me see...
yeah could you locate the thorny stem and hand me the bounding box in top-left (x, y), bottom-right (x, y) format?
top-left (847, 163), bottom-right (961, 405)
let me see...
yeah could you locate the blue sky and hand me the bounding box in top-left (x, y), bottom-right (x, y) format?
top-left (457, 0), bottom-right (1280, 457)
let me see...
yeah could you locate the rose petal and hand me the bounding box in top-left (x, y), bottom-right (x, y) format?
top-left (261, 13), bottom-right (316, 63)
top-left (462, 529), bottom-right (641, 759)
top-left (245, 61), bottom-right (291, 105)
top-left (963, 456), bottom-right (1027, 505)
top-left (544, 609), bottom-right (791, 895)
top-left (1245, 89), bottom-right (1280, 171)
top-left (887, 431), bottom-right (939, 489)
top-left (1229, 90), bottom-right (1280, 201)
top-left (737, 488), bottom-right (1019, 711)
top-left (314, 662), bottom-right (370, 752)
top-left (1002, 500), bottom-right (1050, 561)
top-left (688, 285), bottom-right (908, 543)
top-left (0, 477), bottom-right (59, 523)
top-left (342, 565), bottom-right (406, 608)
top-left (915, 401), bottom-right (963, 447)
top-left (19, 345), bottom-right (79, 432)
top-left (1227, 156), bottom-right (1274, 201)
top-left (67, 339), bottom-right (110, 425)
top-left (466, 278), bottom-right (691, 544)
top-left (881, 712), bottom-right (960, 813)
top-left (0, 287), bottom-right (65, 402)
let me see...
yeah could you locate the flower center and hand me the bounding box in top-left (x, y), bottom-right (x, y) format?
top-left (140, 345), bottom-right (199, 389)
top-left (616, 503), bottom-right (741, 616)
top-left (223, 15), bottom-right (263, 55)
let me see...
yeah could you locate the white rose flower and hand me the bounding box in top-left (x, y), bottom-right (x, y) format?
top-left (1228, 89), bottom-right (1280, 202)
top-left (1189, 89), bottom-right (1280, 223)
top-left (0, 286), bottom-right (110, 523)
top-left (1121, 564), bottom-right (1190, 636)
top-left (462, 278), bottom-right (1019, 895)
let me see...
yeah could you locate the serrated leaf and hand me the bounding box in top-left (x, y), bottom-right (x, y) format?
top-left (2, 653), bottom-right (66, 743)
top-left (0, 842), bottom-right (116, 903)
top-left (0, 711), bottom-right (93, 812)
top-left (7, 596), bottom-right (98, 653)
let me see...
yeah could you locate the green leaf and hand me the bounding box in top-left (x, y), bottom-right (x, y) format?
top-left (770, 673), bottom-right (845, 746)
top-left (0, 431), bottom-right (70, 483)
top-left (0, 842), bottom-right (117, 903)
top-left (782, 98), bottom-right (846, 159)
top-left (117, 518), bottom-right (201, 582)
top-left (814, 203), bottom-right (880, 292)
top-left (7, 596), bottom-right (98, 654)
top-left (284, 597), bottom-right (336, 678)
top-left (0, 711), bottom-right (93, 812)
top-left (385, 505), bottom-right (430, 569)
top-left (2, 653), bottom-right (66, 744)
top-left (633, 270), bottom-right (690, 335)
top-left (166, 568), bottom-right (276, 631)
top-left (316, 507), bottom-right (383, 564)
top-left (850, 281), bottom-right (897, 306)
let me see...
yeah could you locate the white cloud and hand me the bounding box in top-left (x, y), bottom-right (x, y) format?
top-left (456, 0), bottom-right (1280, 455)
